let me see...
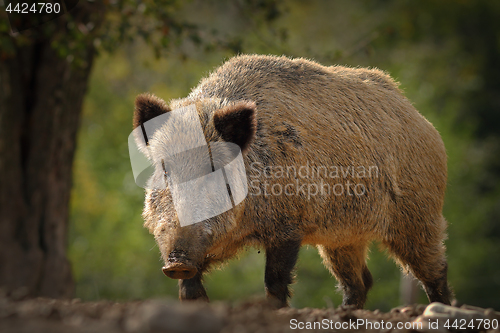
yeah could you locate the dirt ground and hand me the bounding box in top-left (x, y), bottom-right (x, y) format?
top-left (1, 290), bottom-right (499, 333)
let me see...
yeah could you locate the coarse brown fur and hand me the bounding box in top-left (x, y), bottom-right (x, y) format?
top-left (134, 54), bottom-right (452, 309)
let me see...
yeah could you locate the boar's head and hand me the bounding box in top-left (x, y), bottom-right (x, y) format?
top-left (132, 93), bottom-right (256, 279)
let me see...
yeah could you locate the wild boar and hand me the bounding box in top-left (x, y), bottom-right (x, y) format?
top-left (132, 54), bottom-right (452, 309)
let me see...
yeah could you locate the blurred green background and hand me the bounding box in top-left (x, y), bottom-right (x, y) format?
top-left (68, 0), bottom-right (500, 311)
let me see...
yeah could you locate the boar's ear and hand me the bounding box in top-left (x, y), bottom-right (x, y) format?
top-left (213, 101), bottom-right (257, 153)
top-left (133, 93), bottom-right (171, 129)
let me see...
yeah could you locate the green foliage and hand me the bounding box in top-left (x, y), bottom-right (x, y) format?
top-left (69, 50), bottom-right (168, 300)
top-left (69, 0), bottom-right (500, 310)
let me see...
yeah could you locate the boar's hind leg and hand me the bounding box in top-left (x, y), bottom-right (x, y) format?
top-left (178, 271), bottom-right (209, 302)
top-left (383, 218), bottom-right (452, 305)
top-left (264, 239), bottom-right (302, 308)
top-left (318, 244), bottom-right (373, 309)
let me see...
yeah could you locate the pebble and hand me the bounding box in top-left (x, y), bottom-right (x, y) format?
top-left (412, 302), bottom-right (500, 333)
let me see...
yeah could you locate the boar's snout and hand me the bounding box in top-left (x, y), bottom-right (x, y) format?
top-left (162, 250), bottom-right (197, 279)
top-left (162, 263), bottom-right (197, 279)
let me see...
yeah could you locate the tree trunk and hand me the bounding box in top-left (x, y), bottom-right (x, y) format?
top-left (0, 21), bottom-right (97, 298)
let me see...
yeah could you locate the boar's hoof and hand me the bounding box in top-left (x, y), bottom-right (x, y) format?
top-left (162, 263), bottom-right (197, 280)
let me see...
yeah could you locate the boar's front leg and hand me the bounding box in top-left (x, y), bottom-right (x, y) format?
top-left (178, 271), bottom-right (209, 302)
top-left (264, 238), bottom-right (302, 308)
